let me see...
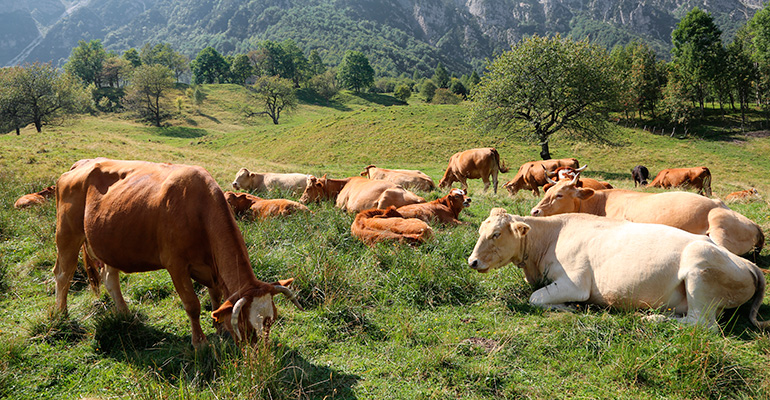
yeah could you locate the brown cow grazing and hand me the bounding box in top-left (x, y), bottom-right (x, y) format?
top-left (351, 206), bottom-right (433, 245)
top-left (503, 158), bottom-right (579, 196)
top-left (224, 191), bottom-right (309, 219)
top-left (299, 175), bottom-right (352, 204)
top-left (725, 188), bottom-right (759, 203)
top-left (396, 189), bottom-right (471, 225)
top-left (360, 165), bottom-right (435, 192)
top-left (541, 165), bottom-right (613, 193)
top-left (530, 175), bottom-right (764, 257)
top-left (14, 186), bottom-right (56, 209)
top-left (648, 167), bottom-right (712, 197)
top-left (54, 158), bottom-right (303, 346)
top-left (439, 148), bottom-right (509, 193)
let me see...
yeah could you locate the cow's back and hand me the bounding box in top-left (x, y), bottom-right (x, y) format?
top-left (602, 190), bottom-right (720, 234)
top-left (452, 148), bottom-right (496, 179)
top-left (336, 178), bottom-right (397, 211)
top-left (263, 173), bottom-right (309, 193)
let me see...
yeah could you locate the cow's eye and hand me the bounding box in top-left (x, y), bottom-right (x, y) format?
top-left (555, 194), bottom-right (563, 199)
top-left (492, 232), bottom-right (500, 239)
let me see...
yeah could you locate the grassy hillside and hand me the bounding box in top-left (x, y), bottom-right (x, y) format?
top-left (1, 85), bottom-right (769, 399)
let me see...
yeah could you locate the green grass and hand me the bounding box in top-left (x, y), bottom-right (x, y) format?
top-left (1, 85), bottom-right (769, 399)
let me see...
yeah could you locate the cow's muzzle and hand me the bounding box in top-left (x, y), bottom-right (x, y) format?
top-left (531, 208), bottom-right (542, 217)
top-left (468, 258), bottom-right (488, 273)
top-left (232, 182), bottom-right (239, 189)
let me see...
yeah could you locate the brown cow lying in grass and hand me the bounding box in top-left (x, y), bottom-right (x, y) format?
top-left (396, 189), bottom-right (471, 225)
top-left (725, 188), bottom-right (759, 203)
top-left (14, 185), bottom-right (56, 209)
top-left (351, 207), bottom-right (433, 245)
top-left (224, 191), bottom-right (309, 219)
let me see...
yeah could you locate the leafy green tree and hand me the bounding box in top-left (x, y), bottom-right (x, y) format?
top-left (191, 47), bottom-right (229, 84)
top-left (747, 5), bottom-right (770, 122)
top-left (420, 79), bottom-right (437, 102)
top-left (282, 40), bottom-right (310, 87)
top-left (0, 67), bottom-right (29, 135)
top-left (308, 69), bottom-right (339, 100)
top-left (65, 40), bottom-right (107, 86)
top-left (140, 43), bottom-right (189, 82)
top-left (100, 56), bottom-right (131, 88)
top-left (229, 54), bottom-right (255, 84)
top-left (185, 85), bottom-right (206, 113)
top-left (252, 40), bottom-right (289, 78)
top-left (337, 51), bottom-right (374, 93)
top-left (728, 29), bottom-right (759, 125)
top-left (11, 63), bottom-right (89, 132)
top-left (671, 7), bottom-right (725, 118)
top-left (471, 35), bottom-right (616, 160)
top-left (432, 88), bottom-right (462, 104)
top-left (630, 43), bottom-right (665, 118)
top-left (394, 84), bottom-right (411, 102)
top-left (123, 48), bottom-right (142, 68)
top-left (662, 65), bottom-right (696, 127)
top-left (123, 64), bottom-right (175, 127)
top-left (250, 76), bottom-right (297, 124)
top-left (448, 78), bottom-right (467, 99)
top-left (309, 49), bottom-right (326, 76)
top-left (469, 71), bottom-right (481, 88)
top-left (433, 63), bottom-right (450, 89)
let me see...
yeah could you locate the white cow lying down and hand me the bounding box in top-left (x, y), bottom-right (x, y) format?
top-left (232, 168), bottom-right (309, 195)
top-left (468, 208), bottom-right (770, 330)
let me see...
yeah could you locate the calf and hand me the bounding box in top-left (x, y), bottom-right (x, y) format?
top-left (14, 185), bottom-right (56, 209)
top-left (632, 165), bottom-right (649, 187)
top-left (725, 188), bottom-right (759, 203)
top-left (351, 207), bottom-right (433, 245)
top-left (224, 191), bottom-right (309, 219)
top-left (396, 189), bottom-right (471, 225)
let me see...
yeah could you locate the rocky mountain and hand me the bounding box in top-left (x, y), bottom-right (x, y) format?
top-left (1, 0), bottom-right (765, 75)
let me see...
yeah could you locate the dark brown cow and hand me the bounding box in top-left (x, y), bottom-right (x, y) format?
top-left (632, 165), bottom-right (650, 187)
top-left (725, 188), bottom-right (759, 203)
top-left (351, 206), bottom-right (433, 245)
top-left (54, 158), bottom-right (302, 346)
top-left (530, 175), bottom-right (764, 256)
top-left (14, 186), bottom-right (56, 209)
top-left (439, 148), bottom-right (508, 193)
top-left (396, 189), bottom-right (471, 225)
top-left (542, 166), bottom-right (613, 193)
top-left (503, 158), bottom-right (579, 196)
top-left (224, 191), bottom-right (309, 219)
top-left (648, 167), bottom-right (712, 197)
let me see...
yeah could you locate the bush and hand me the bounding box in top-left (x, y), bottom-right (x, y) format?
top-left (432, 88), bottom-right (462, 104)
top-left (394, 84), bottom-right (412, 102)
top-left (421, 80), bottom-right (437, 102)
top-left (308, 69), bottom-right (339, 100)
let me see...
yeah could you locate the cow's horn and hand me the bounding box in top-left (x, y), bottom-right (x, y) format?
top-left (576, 164), bottom-right (588, 172)
top-left (231, 297), bottom-right (248, 342)
top-left (546, 175), bottom-right (556, 184)
top-left (542, 164), bottom-right (557, 178)
top-left (569, 172), bottom-right (581, 185)
top-left (275, 285), bottom-right (304, 311)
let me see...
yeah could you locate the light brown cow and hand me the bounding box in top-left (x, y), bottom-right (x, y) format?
top-left (725, 188), bottom-right (759, 203)
top-left (503, 158), bottom-right (579, 196)
top-left (299, 175), bottom-right (352, 204)
top-left (224, 191), bottom-right (309, 219)
top-left (530, 176), bottom-right (764, 256)
top-left (337, 177), bottom-right (425, 213)
top-left (396, 189), bottom-right (471, 225)
top-left (232, 168), bottom-right (310, 195)
top-left (648, 167), bottom-right (712, 197)
top-left (468, 208), bottom-right (770, 331)
top-left (14, 186), bottom-right (56, 209)
top-left (360, 165), bottom-right (435, 192)
top-left (439, 148), bottom-right (509, 193)
top-left (54, 158), bottom-right (303, 346)
top-left (541, 165), bottom-right (613, 193)
top-left (351, 206), bottom-right (433, 245)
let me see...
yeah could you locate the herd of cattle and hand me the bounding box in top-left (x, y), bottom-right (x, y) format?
top-left (10, 147), bottom-right (769, 346)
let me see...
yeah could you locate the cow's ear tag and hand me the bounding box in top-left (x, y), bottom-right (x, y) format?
top-left (511, 222), bottom-right (530, 237)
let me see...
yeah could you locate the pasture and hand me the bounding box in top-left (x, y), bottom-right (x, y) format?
top-left (1, 85), bottom-right (769, 399)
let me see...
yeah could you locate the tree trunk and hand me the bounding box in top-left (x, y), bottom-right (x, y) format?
top-left (539, 140), bottom-right (551, 160)
top-left (34, 119), bottom-right (42, 132)
top-left (15, 126), bottom-right (20, 135)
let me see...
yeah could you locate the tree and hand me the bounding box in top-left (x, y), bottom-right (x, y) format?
top-left (747, 5), bottom-right (770, 123)
top-left (123, 48), bottom-right (142, 68)
top-left (671, 7), bottom-right (725, 118)
top-left (308, 49), bottom-right (326, 76)
top-left (100, 56), bottom-right (131, 88)
top-left (123, 64), bottom-right (175, 127)
top-left (470, 35), bottom-right (616, 160)
top-left (282, 40), bottom-right (310, 87)
top-left (250, 76), bottom-right (297, 124)
top-left (140, 43), bottom-right (189, 82)
top-left (308, 69), bottom-right (339, 100)
top-left (337, 51), bottom-right (374, 93)
top-left (190, 47), bottom-right (229, 84)
top-left (433, 62), bottom-right (450, 89)
top-left (11, 63), bottom-right (89, 132)
top-left (0, 67), bottom-right (29, 135)
top-left (229, 54), bottom-right (254, 84)
top-left (420, 80), bottom-right (437, 102)
top-left (726, 31), bottom-right (757, 125)
top-left (448, 78), bottom-right (468, 99)
top-left (65, 40), bottom-right (107, 86)
top-left (394, 84), bottom-right (412, 103)
top-left (432, 88), bottom-right (462, 104)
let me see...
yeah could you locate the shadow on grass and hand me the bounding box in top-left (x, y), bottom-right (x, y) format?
top-left (296, 88), bottom-right (352, 111)
top-left (351, 92), bottom-right (406, 107)
top-left (150, 126), bottom-right (208, 138)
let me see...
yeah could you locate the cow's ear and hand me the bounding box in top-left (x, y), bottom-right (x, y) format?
top-left (490, 208), bottom-right (507, 216)
top-left (576, 188), bottom-right (595, 200)
top-left (511, 221), bottom-right (530, 237)
top-left (212, 300), bottom-right (234, 322)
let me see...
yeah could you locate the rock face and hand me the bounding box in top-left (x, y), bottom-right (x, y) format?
top-left (2, 0), bottom-right (764, 70)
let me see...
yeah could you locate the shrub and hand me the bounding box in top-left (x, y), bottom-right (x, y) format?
top-left (432, 88), bottom-right (462, 104)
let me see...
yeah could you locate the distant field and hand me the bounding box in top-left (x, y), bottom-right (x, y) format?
top-left (1, 85), bottom-right (769, 399)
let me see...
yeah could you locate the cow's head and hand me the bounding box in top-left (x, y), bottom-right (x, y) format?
top-left (232, 168), bottom-right (252, 190)
top-left (446, 188), bottom-right (471, 211)
top-left (39, 186), bottom-right (56, 198)
top-left (468, 208), bottom-right (530, 273)
top-left (360, 165), bottom-right (376, 178)
top-left (211, 278), bottom-right (303, 344)
top-left (530, 174), bottom-right (594, 217)
top-left (299, 174), bottom-right (326, 204)
top-left (224, 191), bottom-right (258, 215)
top-left (503, 176), bottom-right (524, 196)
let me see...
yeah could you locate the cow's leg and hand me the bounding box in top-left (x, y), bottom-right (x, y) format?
top-left (491, 171), bottom-right (499, 194)
top-left (101, 265), bottom-right (129, 313)
top-left (458, 177), bottom-right (469, 193)
top-left (166, 265), bottom-right (207, 347)
top-left (53, 233), bottom-right (85, 314)
top-left (481, 175), bottom-right (490, 193)
top-left (529, 274), bottom-right (591, 310)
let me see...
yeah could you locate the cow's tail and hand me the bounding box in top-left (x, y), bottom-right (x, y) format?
top-left (81, 243), bottom-right (101, 295)
top-left (492, 148), bottom-right (509, 173)
top-left (748, 263), bottom-right (770, 330)
top-left (703, 168), bottom-right (712, 197)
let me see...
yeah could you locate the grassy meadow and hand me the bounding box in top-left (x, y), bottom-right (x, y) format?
top-left (1, 84), bottom-right (770, 399)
